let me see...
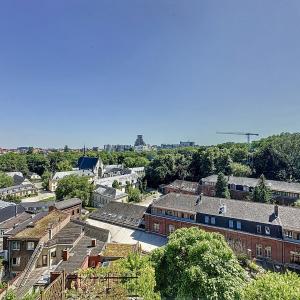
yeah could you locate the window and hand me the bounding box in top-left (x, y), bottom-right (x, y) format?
top-left (153, 223), bottom-right (160, 233)
top-left (27, 242), bottom-right (35, 250)
top-left (12, 257), bottom-right (20, 266)
top-left (284, 230), bottom-right (293, 239)
top-left (168, 224), bottom-right (175, 234)
top-left (265, 246), bottom-right (272, 259)
top-left (256, 244), bottom-right (263, 257)
top-left (77, 209), bottom-right (80, 213)
top-left (205, 216), bottom-right (209, 224)
top-left (256, 225), bottom-right (262, 234)
top-left (211, 217), bottom-right (216, 225)
top-left (12, 241), bottom-right (20, 250)
top-left (236, 221), bottom-right (241, 230)
top-left (229, 220), bottom-right (234, 228)
top-left (290, 251), bottom-right (300, 265)
top-left (72, 210), bottom-right (75, 215)
top-left (265, 226), bottom-right (270, 235)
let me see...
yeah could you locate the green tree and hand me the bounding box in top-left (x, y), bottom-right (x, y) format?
top-left (3, 290), bottom-right (16, 300)
top-left (0, 172), bottom-right (14, 188)
top-left (244, 271), bottom-right (300, 300)
top-left (251, 174), bottom-right (272, 203)
top-left (112, 180), bottom-right (121, 189)
top-left (127, 187), bottom-right (141, 203)
top-left (56, 160), bottom-right (73, 171)
top-left (41, 170), bottom-right (51, 190)
top-left (26, 153), bottom-right (50, 176)
top-left (215, 172), bottom-right (230, 198)
top-left (0, 153), bottom-right (29, 175)
top-left (151, 227), bottom-right (246, 299)
top-left (55, 175), bottom-right (93, 206)
top-left (230, 162), bottom-right (252, 177)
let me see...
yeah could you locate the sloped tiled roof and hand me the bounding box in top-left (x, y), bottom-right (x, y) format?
top-left (165, 180), bottom-right (200, 193)
top-left (202, 175), bottom-right (300, 194)
top-left (54, 198), bottom-right (82, 210)
top-left (78, 157), bottom-right (99, 171)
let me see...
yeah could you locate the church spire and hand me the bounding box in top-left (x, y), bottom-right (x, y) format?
top-left (83, 144), bottom-right (86, 156)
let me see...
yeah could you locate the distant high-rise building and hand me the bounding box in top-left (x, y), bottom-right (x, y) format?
top-left (180, 141), bottom-right (195, 147)
top-left (134, 135), bottom-right (146, 147)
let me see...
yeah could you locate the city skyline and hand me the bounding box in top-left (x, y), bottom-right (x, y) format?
top-left (1, 1), bottom-right (300, 148)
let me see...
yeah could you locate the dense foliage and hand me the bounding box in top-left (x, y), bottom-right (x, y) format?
top-left (0, 172), bottom-right (14, 188)
top-left (215, 172), bottom-right (230, 198)
top-left (243, 271), bottom-right (300, 300)
top-left (151, 227), bottom-right (247, 299)
top-left (55, 175), bottom-right (93, 206)
top-left (251, 175), bottom-right (272, 203)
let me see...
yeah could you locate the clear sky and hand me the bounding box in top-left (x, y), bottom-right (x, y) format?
top-left (1, 1), bottom-right (300, 148)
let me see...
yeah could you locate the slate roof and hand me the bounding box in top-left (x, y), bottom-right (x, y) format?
top-left (53, 198), bottom-right (82, 210)
top-left (45, 221), bottom-right (83, 247)
top-left (21, 201), bottom-right (55, 212)
top-left (152, 193), bottom-right (300, 231)
top-left (0, 212), bottom-right (32, 230)
top-left (56, 236), bottom-right (105, 274)
top-left (0, 204), bottom-right (25, 223)
top-left (52, 170), bottom-right (94, 180)
top-left (152, 193), bottom-right (200, 213)
top-left (94, 185), bottom-right (127, 200)
top-left (0, 200), bottom-right (15, 209)
top-left (202, 175), bottom-right (300, 194)
top-left (165, 180), bottom-right (200, 193)
top-left (78, 157), bottom-right (99, 171)
top-left (89, 202), bottom-right (146, 228)
top-left (0, 184), bottom-right (36, 194)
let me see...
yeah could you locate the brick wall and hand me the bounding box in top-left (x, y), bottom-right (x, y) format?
top-left (145, 214), bottom-right (300, 265)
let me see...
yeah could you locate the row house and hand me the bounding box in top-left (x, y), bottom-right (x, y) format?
top-left (145, 193), bottom-right (300, 269)
top-left (0, 184), bottom-right (38, 200)
top-left (201, 175), bottom-right (300, 205)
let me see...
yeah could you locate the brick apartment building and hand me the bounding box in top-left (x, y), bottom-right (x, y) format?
top-left (201, 175), bottom-right (300, 205)
top-left (145, 193), bottom-right (300, 269)
top-left (49, 198), bottom-right (82, 219)
top-left (163, 180), bottom-right (201, 195)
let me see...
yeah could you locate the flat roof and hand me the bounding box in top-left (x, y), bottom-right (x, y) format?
top-left (102, 243), bottom-right (139, 258)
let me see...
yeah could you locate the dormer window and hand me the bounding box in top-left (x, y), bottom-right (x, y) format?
top-left (265, 226), bottom-right (270, 235)
top-left (257, 225), bottom-right (262, 234)
top-left (236, 221), bottom-right (241, 230)
top-left (229, 220), bottom-right (234, 228)
top-left (204, 216), bottom-right (209, 224)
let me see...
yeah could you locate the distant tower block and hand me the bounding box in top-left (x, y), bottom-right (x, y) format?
top-left (134, 135), bottom-right (146, 146)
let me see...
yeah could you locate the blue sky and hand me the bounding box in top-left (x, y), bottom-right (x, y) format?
top-left (0, 1), bottom-right (300, 148)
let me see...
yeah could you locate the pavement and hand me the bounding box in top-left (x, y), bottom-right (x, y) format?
top-left (86, 218), bottom-right (167, 252)
top-left (21, 191), bottom-right (55, 203)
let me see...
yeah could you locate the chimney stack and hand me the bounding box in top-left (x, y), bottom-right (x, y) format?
top-left (274, 205), bottom-right (279, 217)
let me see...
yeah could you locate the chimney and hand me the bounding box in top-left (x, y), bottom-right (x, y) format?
top-left (274, 205), bottom-right (279, 217)
top-left (91, 239), bottom-right (96, 247)
top-left (62, 249), bottom-right (69, 261)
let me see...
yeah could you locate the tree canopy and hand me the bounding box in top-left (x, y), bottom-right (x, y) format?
top-left (215, 172), bottom-right (230, 199)
top-left (251, 175), bottom-right (272, 203)
top-left (243, 271), bottom-right (300, 300)
top-left (151, 227), bottom-right (247, 299)
top-left (55, 175), bottom-right (93, 206)
top-left (0, 172), bottom-right (14, 188)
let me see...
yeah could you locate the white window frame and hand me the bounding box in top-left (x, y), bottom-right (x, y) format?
top-left (168, 224), bottom-right (175, 234)
top-left (256, 244), bottom-right (263, 257)
top-left (229, 220), bottom-right (234, 228)
top-left (153, 223), bottom-right (160, 233)
top-left (12, 241), bottom-right (20, 251)
top-left (265, 246), bottom-right (272, 259)
top-left (211, 217), bottom-right (216, 225)
top-left (236, 221), bottom-right (241, 230)
top-left (265, 226), bottom-right (270, 235)
top-left (27, 242), bottom-right (35, 250)
top-left (204, 216), bottom-right (209, 224)
top-left (12, 257), bottom-right (20, 266)
top-left (257, 225), bottom-right (261, 234)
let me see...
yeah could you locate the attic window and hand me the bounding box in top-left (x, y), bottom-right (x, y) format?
top-left (265, 226), bottom-right (270, 235)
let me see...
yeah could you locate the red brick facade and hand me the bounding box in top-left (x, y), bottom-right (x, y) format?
top-left (145, 214), bottom-right (300, 267)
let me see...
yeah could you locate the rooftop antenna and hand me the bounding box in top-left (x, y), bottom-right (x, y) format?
top-left (83, 144), bottom-right (86, 156)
